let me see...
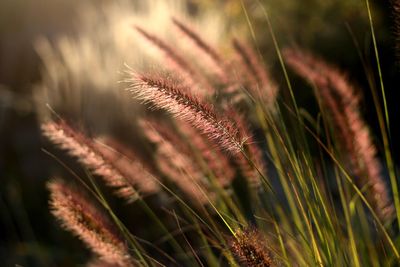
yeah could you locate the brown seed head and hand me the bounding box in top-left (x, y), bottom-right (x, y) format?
top-left (230, 228), bottom-right (273, 267)
top-left (283, 48), bottom-right (394, 220)
top-left (48, 179), bottom-right (134, 266)
top-left (126, 73), bottom-right (244, 153)
top-left (42, 121), bottom-right (159, 201)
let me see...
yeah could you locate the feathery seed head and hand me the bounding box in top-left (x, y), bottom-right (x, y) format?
top-left (42, 121), bottom-right (158, 201)
top-left (48, 179), bottom-right (134, 266)
top-left (284, 48), bottom-right (394, 221)
top-left (134, 25), bottom-right (213, 96)
top-left (171, 17), bottom-right (228, 83)
top-left (177, 121), bottom-right (236, 186)
top-left (232, 39), bottom-right (278, 108)
top-left (140, 119), bottom-right (209, 204)
top-left (230, 228), bottom-right (274, 267)
top-left (126, 72), bottom-right (244, 154)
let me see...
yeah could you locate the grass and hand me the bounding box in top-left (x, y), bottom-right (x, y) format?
top-left (33, 1), bottom-right (400, 266)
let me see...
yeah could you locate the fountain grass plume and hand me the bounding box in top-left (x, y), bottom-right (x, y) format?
top-left (42, 120), bottom-right (159, 202)
top-left (125, 72), bottom-right (245, 154)
top-left (230, 228), bottom-right (274, 267)
top-left (48, 178), bottom-right (134, 266)
top-left (283, 48), bottom-right (394, 221)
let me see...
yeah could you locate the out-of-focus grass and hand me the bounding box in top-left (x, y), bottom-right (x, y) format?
top-left (1, 0), bottom-right (399, 266)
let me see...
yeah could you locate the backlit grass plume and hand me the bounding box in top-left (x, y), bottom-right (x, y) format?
top-left (37, 1), bottom-right (400, 266)
top-left (134, 25), bottom-right (214, 96)
top-left (140, 118), bottom-right (209, 204)
top-left (230, 228), bottom-right (274, 267)
top-left (176, 121), bottom-right (236, 187)
top-left (125, 73), bottom-right (245, 153)
top-left (232, 38), bottom-right (278, 108)
top-left (171, 17), bottom-right (228, 83)
top-left (48, 179), bottom-right (134, 267)
top-left (42, 120), bottom-right (159, 201)
top-left (284, 48), bottom-right (394, 221)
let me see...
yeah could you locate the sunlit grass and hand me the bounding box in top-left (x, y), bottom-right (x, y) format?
top-left (34, 1), bottom-right (400, 266)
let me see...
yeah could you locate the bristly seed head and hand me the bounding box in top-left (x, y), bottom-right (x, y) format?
top-left (125, 72), bottom-right (245, 154)
top-left (48, 179), bottom-right (134, 267)
top-left (230, 228), bottom-right (274, 267)
top-left (41, 120), bottom-right (159, 202)
top-left (283, 48), bottom-right (394, 221)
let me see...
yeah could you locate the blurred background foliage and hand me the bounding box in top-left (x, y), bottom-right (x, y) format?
top-left (0, 0), bottom-right (398, 266)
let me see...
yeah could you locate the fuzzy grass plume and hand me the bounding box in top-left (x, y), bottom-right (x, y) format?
top-left (284, 48), bottom-right (394, 221)
top-left (42, 120), bottom-right (159, 201)
top-left (232, 38), bottom-right (278, 108)
top-left (176, 121), bottom-right (236, 187)
top-left (230, 228), bottom-right (274, 267)
top-left (134, 25), bottom-right (214, 96)
top-left (125, 73), bottom-right (245, 153)
top-left (48, 179), bottom-right (134, 266)
top-left (37, 1), bottom-right (400, 266)
top-left (171, 17), bottom-right (228, 83)
top-left (140, 119), bottom-right (209, 204)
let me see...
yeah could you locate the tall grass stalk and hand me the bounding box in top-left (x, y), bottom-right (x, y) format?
top-left (365, 0), bottom-right (400, 230)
